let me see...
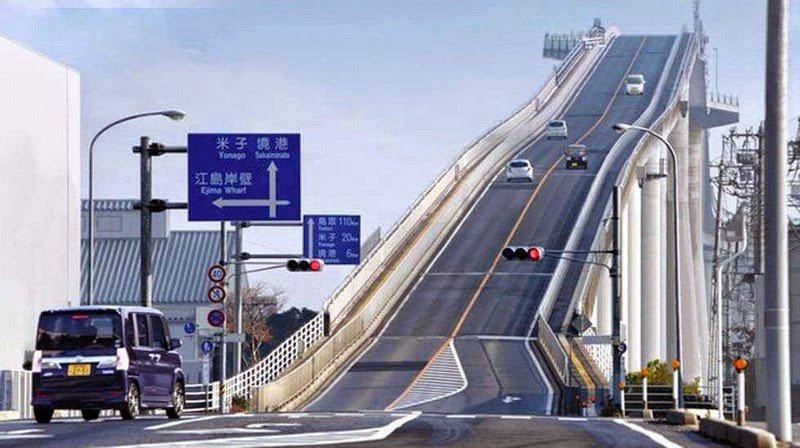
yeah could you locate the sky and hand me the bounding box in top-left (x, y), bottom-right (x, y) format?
top-left (0, 0), bottom-right (797, 310)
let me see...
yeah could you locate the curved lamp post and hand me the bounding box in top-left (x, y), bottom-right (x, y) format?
top-left (86, 110), bottom-right (185, 305)
top-left (612, 122), bottom-right (684, 408)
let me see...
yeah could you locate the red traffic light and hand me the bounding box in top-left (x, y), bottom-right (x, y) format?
top-left (501, 246), bottom-right (545, 261)
top-left (286, 258), bottom-right (324, 272)
top-left (528, 246), bottom-right (544, 261)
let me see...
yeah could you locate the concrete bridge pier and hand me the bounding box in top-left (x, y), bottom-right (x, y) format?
top-left (624, 187), bottom-right (643, 372)
top-left (639, 149), bottom-right (665, 366)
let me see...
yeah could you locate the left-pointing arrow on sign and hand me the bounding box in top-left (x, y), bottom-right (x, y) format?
top-left (211, 161), bottom-right (290, 217)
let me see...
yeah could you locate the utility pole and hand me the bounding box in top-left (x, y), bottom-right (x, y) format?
top-left (139, 136), bottom-right (153, 308)
top-left (133, 137), bottom-right (188, 308)
top-left (763, 0), bottom-right (791, 440)
top-left (611, 186), bottom-right (623, 406)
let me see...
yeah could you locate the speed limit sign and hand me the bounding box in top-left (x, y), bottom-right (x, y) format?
top-left (207, 285), bottom-right (227, 303)
top-left (207, 264), bottom-right (226, 283)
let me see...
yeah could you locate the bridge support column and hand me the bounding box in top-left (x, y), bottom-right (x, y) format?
top-left (625, 187), bottom-right (642, 372)
top-left (640, 153), bottom-right (663, 366)
top-left (669, 115), bottom-right (703, 381)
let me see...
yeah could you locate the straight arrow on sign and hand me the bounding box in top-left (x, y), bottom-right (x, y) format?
top-left (306, 217), bottom-right (315, 258)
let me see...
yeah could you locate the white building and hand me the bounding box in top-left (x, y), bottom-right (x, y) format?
top-left (0, 35), bottom-right (80, 370)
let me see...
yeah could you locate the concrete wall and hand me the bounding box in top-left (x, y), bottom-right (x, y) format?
top-left (0, 35), bottom-right (80, 369)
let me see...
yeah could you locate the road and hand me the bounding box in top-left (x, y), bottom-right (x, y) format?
top-left (306, 34), bottom-right (688, 415)
top-left (0, 412), bottom-right (726, 447)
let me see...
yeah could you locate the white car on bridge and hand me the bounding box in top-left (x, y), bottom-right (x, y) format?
top-left (625, 74), bottom-right (646, 95)
top-left (505, 159), bottom-right (534, 182)
top-left (545, 120), bottom-right (568, 140)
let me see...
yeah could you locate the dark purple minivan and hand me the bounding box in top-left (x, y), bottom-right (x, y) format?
top-left (31, 306), bottom-right (185, 423)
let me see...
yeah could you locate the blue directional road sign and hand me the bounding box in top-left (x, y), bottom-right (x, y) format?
top-left (201, 340), bottom-right (214, 354)
top-left (303, 215), bottom-right (361, 265)
top-left (188, 133), bottom-right (301, 221)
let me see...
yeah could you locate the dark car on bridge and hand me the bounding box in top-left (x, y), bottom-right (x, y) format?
top-left (565, 144), bottom-right (589, 170)
top-left (31, 306), bottom-right (185, 423)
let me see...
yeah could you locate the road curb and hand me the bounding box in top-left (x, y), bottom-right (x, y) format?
top-left (698, 417), bottom-right (776, 448)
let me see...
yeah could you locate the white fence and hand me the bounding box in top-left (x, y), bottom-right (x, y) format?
top-left (223, 312), bottom-right (325, 407)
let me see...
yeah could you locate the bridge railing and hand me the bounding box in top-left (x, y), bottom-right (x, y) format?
top-left (535, 315), bottom-right (569, 385)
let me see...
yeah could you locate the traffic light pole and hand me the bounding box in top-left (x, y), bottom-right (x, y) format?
top-left (218, 222), bottom-right (227, 413)
top-left (233, 222), bottom-right (244, 376)
top-left (611, 186), bottom-right (623, 409)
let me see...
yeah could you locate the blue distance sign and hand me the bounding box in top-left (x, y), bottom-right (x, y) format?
top-left (188, 133), bottom-right (301, 222)
top-left (183, 321), bottom-right (196, 335)
top-left (201, 340), bottom-right (214, 354)
top-left (303, 215), bottom-right (361, 265)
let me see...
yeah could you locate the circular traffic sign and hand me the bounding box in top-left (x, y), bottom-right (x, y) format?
top-left (207, 285), bottom-right (227, 303)
top-left (183, 321), bottom-right (196, 334)
top-left (201, 340), bottom-right (214, 354)
top-left (207, 264), bottom-right (227, 283)
top-left (207, 309), bottom-right (226, 328)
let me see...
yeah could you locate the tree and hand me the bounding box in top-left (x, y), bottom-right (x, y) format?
top-left (225, 283), bottom-right (285, 369)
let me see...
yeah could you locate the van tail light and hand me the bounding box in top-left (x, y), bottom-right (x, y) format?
top-left (96, 348), bottom-right (130, 371)
top-left (32, 350), bottom-right (42, 373)
top-left (115, 348), bottom-right (130, 371)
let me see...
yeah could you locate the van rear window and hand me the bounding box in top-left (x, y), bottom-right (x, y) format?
top-left (549, 121), bottom-right (565, 127)
top-left (36, 311), bottom-right (122, 351)
top-left (509, 161), bottom-right (529, 168)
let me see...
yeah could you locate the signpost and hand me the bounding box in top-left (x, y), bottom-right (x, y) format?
top-left (303, 215), bottom-right (361, 265)
top-left (201, 340), bottom-right (214, 355)
top-left (183, 321), bottom-right (196, 335)
top-left (188, 133), bottom-right (301, 222)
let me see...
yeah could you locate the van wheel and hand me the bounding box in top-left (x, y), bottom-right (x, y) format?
top-left (120, 383), bottom-right (140, 420)
top-left (166, 382), bottom-right (184, 419)
top-left (81, 409), bottom-right (100, 421)
top-left (34, 406), bottom-right (53, 424)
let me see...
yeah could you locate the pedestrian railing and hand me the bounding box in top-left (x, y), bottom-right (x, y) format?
top-left (535, 316), bottom-right (569, 385)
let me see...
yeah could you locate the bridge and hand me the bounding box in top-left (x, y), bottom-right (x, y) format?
top-left (205, 21), bottom-right (741, 418)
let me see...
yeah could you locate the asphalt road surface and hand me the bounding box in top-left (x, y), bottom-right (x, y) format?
top-left (307, 34), bottom-right (688, 415)
top-left (0, 412), bottom-right (727, 447)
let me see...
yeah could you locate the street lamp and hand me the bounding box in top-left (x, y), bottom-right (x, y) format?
top-left (86, 110), bottom-right (185, 305)
top-left (612, 122), bottom-right (684, 408)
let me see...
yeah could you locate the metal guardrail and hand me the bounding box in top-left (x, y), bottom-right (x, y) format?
top-left (185, 382), bottom-right (219, 413)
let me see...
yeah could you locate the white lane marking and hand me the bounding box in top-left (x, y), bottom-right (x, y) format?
top-left (0, 428), bottom-right (51, 440)
top-left (333, 412), bottom-right (364, 417)
top-left (247, 423), bottom-right (302, 428)
top-left (445, 414), bottom-right (477, 419)
top-left (500, 415), bottom-right (532, 420)
top-left (145, 414), bottom-right (218, 431)
top-left (558, 417), bottom-right (587, 422)
top-left (109, 411), bottom-right (421, 448)
top-left (613, 419), bottom-right (682, 448)
top-left (161, 428), bottom-right (280, 435)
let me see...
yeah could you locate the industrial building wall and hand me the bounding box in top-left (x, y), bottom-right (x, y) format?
top-left (0, 35), bottom-right (80, 370)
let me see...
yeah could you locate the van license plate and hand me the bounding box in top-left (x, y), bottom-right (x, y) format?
top-left (67, 364), bottom-right (90, 376)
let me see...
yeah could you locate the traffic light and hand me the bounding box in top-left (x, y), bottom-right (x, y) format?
top-left (501, 246), bottom-right (546, 261)
top-left (286, 258), bottom-right (324, 272)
